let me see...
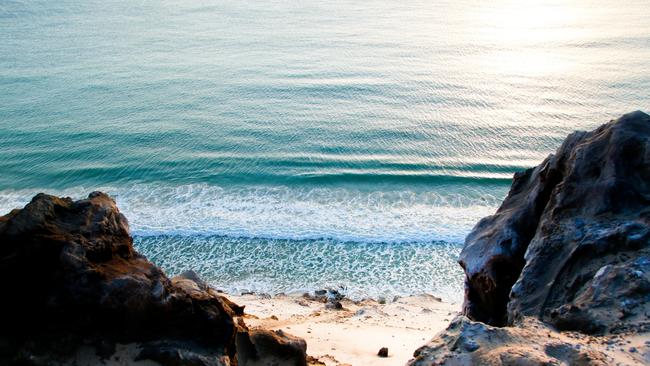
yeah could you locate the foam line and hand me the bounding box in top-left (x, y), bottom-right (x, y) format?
top-left (0, 183), bottom-right (503, 244)
top-left (135, 235), bottom-right (465, 303)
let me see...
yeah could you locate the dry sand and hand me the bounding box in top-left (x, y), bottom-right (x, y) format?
top-left (227, 293), bottom-right (461, 366)
top-left (57, 292), bottom-right (647, 366)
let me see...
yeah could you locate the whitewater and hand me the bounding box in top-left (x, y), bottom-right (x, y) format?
top-left (2, 0), bottom-right (649, 302)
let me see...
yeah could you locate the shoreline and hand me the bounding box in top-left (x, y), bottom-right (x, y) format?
top-left (226, 292), bottom-right (461, 366)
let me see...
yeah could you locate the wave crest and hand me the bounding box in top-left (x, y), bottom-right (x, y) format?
top-left (0, 183), bottom-right (503, 243)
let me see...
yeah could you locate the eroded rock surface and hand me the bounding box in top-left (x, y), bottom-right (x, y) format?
top-left (462, 110), bottom-right (650, 330)
top-left (0, 192), bottom-right (306, 366)
top-left (410, 316), bottom-right (627, 366)
top-left (411, 111), bottom-right (650, 365)
top-left (236, 327), bottom-right (307, 366)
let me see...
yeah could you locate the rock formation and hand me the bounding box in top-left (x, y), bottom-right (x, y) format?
top-left (410, 111), bottom-right (650, 365)
top-left (0, 192), bottom-right (306, 366)
top-left (3, 111), bottom-right (649, 366)
top-left (236, 327), bottom-right (307, 366)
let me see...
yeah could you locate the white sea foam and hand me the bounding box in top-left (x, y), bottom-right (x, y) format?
top-left (0, 183), bottom-right (501, 244)
top-left (0, 183), bottom-right (502, 301)
top-left (135, 235), bottom-right (466, 303)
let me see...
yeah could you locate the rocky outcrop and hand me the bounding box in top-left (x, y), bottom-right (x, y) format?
top-left (236, 327), bottom-right (307, 366)
top-left (411, 317), bottom-right (618, 366)
top-left (461, 110), bottom-right (650, 330)
top-left (410, 111), bottom-right (650, 365)
top-left (0, 192), bottom-right (306, 366)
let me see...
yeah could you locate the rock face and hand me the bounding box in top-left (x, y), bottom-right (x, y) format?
top-left (461, 110), bottom-right (650, 331)
top-left (410, 111), bottom-right (650, 365)
top-left (0, 192), bottom-right (306, 366)
top-left (236, 327), bottom-right (307, 366)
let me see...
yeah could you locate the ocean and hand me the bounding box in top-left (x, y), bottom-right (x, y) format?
top-left (1, 0), bottom-right (649, 302)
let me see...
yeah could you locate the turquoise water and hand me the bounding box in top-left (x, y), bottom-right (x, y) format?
top-left (1, 1), bottom-right (649, 301)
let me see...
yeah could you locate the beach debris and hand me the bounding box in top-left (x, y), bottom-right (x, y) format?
top-left (377, 347), bottom-right (389, 357)
top-left (326, 287), bottom-right (346, 302)
top-left (306, 287), bottom-right (347, 310)
top-left (325, 301), bottom-right (343, 310)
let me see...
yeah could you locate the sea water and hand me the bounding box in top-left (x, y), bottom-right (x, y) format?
top-left (1, 0), bottom-right (649, 302)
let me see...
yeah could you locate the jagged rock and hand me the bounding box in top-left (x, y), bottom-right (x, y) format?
top-left (236, 327), bottom-right (307, 366)
top-left (173, 271), bottom-right (245, 316)
top-left (509, 112), bottom-right (650, 333)
top-left (0, 192), bottom-right (238, 364)
top-left (460, 111), bottom-right (650, 332)
top-left (0, 191), bottom-right (304, 365)
top-left (547, 256), bottom-right (650, 334)
top-left (412, 111), bottom-right (650, 366)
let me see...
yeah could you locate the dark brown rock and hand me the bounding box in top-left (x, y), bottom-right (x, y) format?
top-left (0, 192), bottom-right (239, 363)
top-left (306, 355), bottom-right (326, 365)
top-left (135, 341), bottom-right (231, 366)
top-left (377, 347), bottom-right (388, 357)
top-left (0, 192), bottom-right (254, 365)
top-left (236, 327), bottom-right (307, 366)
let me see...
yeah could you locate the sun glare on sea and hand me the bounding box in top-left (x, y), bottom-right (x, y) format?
top-left (470, 0), bottom-right (585, 76)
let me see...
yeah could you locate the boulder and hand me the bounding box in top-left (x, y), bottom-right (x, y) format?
top-left (0, 192), bottom-right (238, 364)
top-left (236, 327), bottom-right (307, 366)
top-left (460, 110), bottom-right (650, 331)
top-left (411, 111), bottom-right (650, 365)
top-left (0, 191), bottom-right (305, 366)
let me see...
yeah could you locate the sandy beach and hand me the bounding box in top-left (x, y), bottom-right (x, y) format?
top-left (227, 293), bottom-right (460, 366)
